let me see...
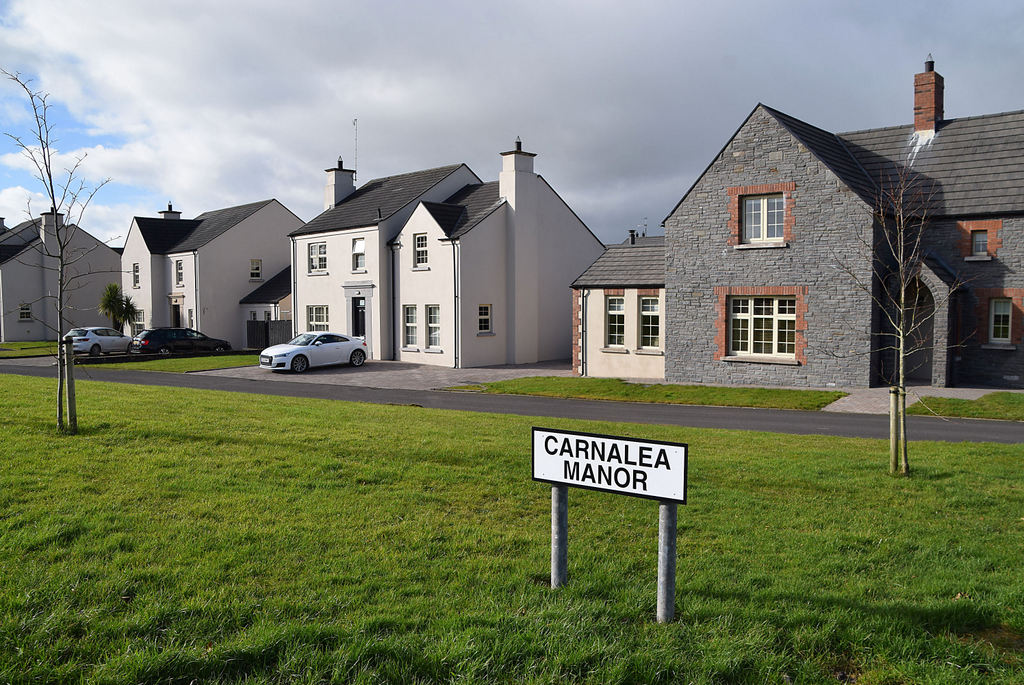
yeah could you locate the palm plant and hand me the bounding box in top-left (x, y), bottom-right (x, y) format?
top-left (99, 283), bottom-right (139, 333)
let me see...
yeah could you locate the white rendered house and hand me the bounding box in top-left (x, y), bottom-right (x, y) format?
top-left (0, 212), bottom-right (121, 342)
top-left (291, 142), bottom-right (604, 367)
top-left (121, 200), bottom-right (304, 348)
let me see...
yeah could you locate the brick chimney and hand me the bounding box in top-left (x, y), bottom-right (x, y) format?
top-left (914, 56), bottom-right (944, 133)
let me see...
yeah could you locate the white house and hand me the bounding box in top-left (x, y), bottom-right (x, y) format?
top-left (0, 212), bottom-right (121, 342)
top-left (121, 200), bottom-right (304, 348)
top-left (290, 141), bottom-right (604, 367)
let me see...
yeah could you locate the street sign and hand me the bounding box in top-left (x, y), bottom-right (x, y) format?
top-left (532, 427), bottom-right (687, 504)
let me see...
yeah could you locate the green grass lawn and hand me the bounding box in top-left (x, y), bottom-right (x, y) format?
top-left (90, 354), bottom-right (260, 373)
top-left (0, 340), bottom-right (59, 358)
top-left (454, 376), bottom-right (846, 411)
top-left (908, 392), bottom-right (1024, 422)
top-left (1, 375), bottom-right (1022, 683)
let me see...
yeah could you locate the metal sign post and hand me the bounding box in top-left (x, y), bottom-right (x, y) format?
top-left (532, 427), bottom-right (688, 623)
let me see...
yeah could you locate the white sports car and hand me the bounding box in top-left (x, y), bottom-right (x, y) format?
top-left (259, 332), bottom-right (367, 373)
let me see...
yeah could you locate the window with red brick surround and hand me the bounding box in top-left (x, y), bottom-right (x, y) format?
top-left (957, 219), bottom-right (1002, 257)
top-left (726, 182), bottom-right (796, 246)
top-left (974, 288), bottom-right (1023, 344)
top-left (713, 286), bottom-right (808, 363)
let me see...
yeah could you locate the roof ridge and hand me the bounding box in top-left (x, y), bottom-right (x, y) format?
top-left (839, 108), bottom-right (1024, 137)
top-left (362, 163), bottom-right (464, 185)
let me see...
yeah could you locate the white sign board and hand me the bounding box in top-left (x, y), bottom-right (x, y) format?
top-left (532, 427), bottom-right (687, 503)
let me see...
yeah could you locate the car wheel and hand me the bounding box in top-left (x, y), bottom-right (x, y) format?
top-left (349, 349), bottom-right (366, 367)
top-left (158, 346), bottom-right (172, 355)
top-left (291, 355), bottom-right (309, 373)
top-left (89, 344), bottom-right (101, 357)
top-left (214, 345), bottom-right (227, 352)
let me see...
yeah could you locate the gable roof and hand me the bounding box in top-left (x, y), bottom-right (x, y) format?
top-left (572, 242), bottom-right (664, 288)
top-left (839, 109), bottom-right (1024, 216)
top-left (416, 181), bottom-right (505, 241)
top-left (0, 219), bottom-right (41, 265)
top-left (290, 164), bottom-right (468, 237)
top-left (134, 199), bottom-right (275, 254)
top-left (240, 265), bottom-right (291, 304)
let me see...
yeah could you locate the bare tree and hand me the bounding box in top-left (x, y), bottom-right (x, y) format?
top-left (831, 163), bottom-right (963, 476)
top-left (2, 68), bottom-right (111, 433)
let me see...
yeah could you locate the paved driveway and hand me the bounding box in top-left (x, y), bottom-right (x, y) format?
top-left (198, 359), bottom-right (572, 391)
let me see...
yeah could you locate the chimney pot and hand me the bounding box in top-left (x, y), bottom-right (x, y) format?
top-left (628, 229), bottom-right (637, 245)
top-left (515, 137), bottom-right (522, 152)
top-left (0, 217), bottom-right (5, 230)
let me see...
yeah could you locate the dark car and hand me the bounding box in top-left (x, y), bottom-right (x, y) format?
top-left (130, 328), bottom-right (232, 355)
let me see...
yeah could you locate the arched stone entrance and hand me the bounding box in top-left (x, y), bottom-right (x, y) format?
top-left (905, 278), bottom-right (935, 383)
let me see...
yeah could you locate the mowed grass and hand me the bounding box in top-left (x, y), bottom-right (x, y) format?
top-left (94, 354), bottom-right (260, 372)
top-left (1, 376), bottom-right (1023, 683)
top-left (909, 392), bottom-right (1024, 422)
top-left (455, 376), bottom-right (846, 411)
top-left (0, 340), bottom-right (59, 358)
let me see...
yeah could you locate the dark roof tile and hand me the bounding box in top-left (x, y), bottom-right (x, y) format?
top-left (133, 199), bottom-right (275, 254)
top-left (240, 266), bottom-right (291, 304)
top-left (572, 243), bottom-right (664, 288)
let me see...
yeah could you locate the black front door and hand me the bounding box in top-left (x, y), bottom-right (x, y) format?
top-left (352, 297), bottom-right (366, 337)
top-left (170, 304), bottom-right (181, 327)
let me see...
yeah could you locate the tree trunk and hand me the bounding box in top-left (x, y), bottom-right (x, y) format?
top-left (64, 337), bottom-right (77, 435)
top-left (889, 387), bottom-right (899, 474)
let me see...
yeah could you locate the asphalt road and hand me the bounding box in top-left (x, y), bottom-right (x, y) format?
top-left (2, 360), bottom-right (1021, 444)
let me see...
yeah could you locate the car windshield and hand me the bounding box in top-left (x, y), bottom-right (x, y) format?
top-left (287, 333), bottom-right (318, 346)
top-left (67, 329), bottom-right (89, 337)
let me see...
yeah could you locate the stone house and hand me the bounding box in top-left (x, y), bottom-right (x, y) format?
top-left (290, 142), bottom-right (604, 367)
top-left (661, 59), bottom-right (1024, 389)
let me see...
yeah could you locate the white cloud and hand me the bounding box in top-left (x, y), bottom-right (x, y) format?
top-left (0, 0), bottom-right (1022, 243)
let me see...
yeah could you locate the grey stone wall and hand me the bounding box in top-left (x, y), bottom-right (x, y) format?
top-left (664, 107), bottom-right (878, 388)
top-left (924, 216), bottom-right (1024, 388)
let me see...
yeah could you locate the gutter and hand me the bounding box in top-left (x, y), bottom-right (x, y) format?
top-left (452, 240), bottom-right (460, 368)
top-left (290, 237), bottom-right (297, 336)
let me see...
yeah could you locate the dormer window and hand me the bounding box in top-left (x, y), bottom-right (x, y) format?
top-left (743, 195), bottom-right (785, 243)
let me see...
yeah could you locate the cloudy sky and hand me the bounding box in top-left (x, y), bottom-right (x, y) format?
top-left (0, 0), bottom-right (1022, 246)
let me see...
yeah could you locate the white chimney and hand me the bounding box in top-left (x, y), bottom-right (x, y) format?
top-left (159, 202), bottom-right (181, 220)
top-left (39, 208), bottom-right (63, 254)
top-left (498, 137), bottom-right (537, 210)
top-left (324, 157), bottom-right (356, 210)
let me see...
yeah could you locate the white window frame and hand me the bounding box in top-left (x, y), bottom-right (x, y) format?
top-left (639, 297), bottom-right (660, 348)
top-left (605, 297), bottom-right (625, 347)
top-left (990, 298), bottom-right (1012, 343)
top-left (426, 304), bottom-right (440, 348)
top-left (728, 296), bottom-right (797, 357)
top-left (414, 234), bottom-right (428, 267)
top-left (307, 304), bottom-right (329, 331)
top-left (249, 310), bottom-right (258, 321)
top-left (403, 305), bottom-right (417, 347)
top-left (308, 242), bottom-right (327, 273)
top-left (250, 258), bottom-right (262, 280)
top-left (971, 230), bottom-right (988, 257)
top-left (132, 263), bottom-right (140, 288)
top-left (352, 238), bottom-right (365, 271)
top-left (742, 194), bottom-right (785, 243)
top-left (132, 310), bottom-right (145, 336)
top-left (175, 259), bottom-right (184, 286)
top-left (18, 304), bottom-right (31, 321)
top-left (478, 304), bottom-right (492, 333)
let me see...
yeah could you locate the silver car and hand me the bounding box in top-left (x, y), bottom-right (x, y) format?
top-left (66, 327), bottom-right (132, 355)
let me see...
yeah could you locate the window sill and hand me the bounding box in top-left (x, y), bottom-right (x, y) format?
top-left (722, 354), bottom-right (800, 366)
top-left (981, 343), bottom-right (1016, 351)
top-left (964, 255), bottom-right (992, 262)
top-left (401, 346), bottom-right (419, 352)
top-left (412, 266), bottom-right (430, 272)
top-left (249, 278), bottom-right (264, 282)
top-left (600, 347), bottom-right (629, 354)
top-left (307, 271), bottom-right (330, 277)
top-left (351, 268), bottom-right (367, 274)
top-left (636, 348), bottom-right (664, 356)
top-left (424, 347), bottom-right (443, 354)
top-left (734, 241), bottom-right (788, 250)
top-left (477, 331), bottom-right (495, 337)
